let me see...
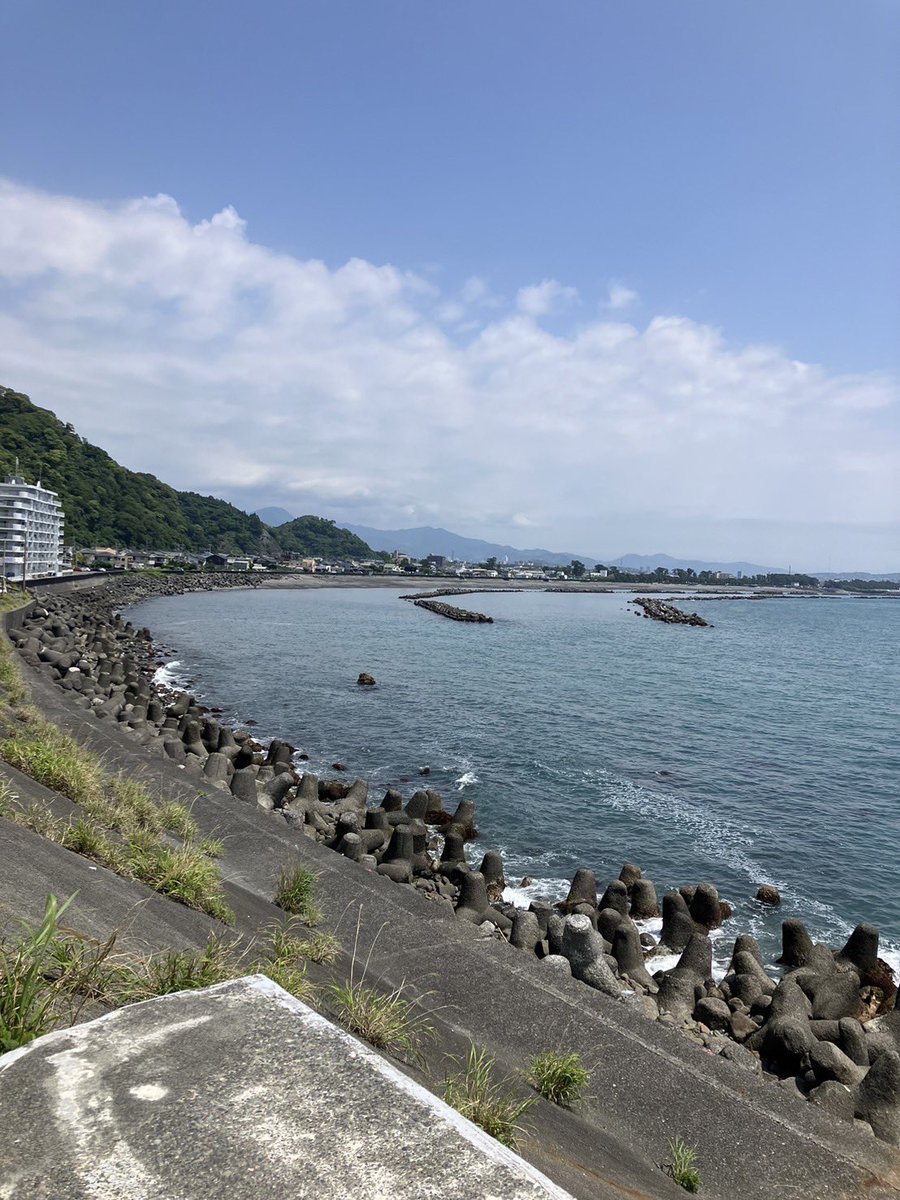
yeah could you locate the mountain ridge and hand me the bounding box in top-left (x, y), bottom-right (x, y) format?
top-left (337, 522), bottom-right (790, 575)
top-left (0, 386), bottom-right (375, 560)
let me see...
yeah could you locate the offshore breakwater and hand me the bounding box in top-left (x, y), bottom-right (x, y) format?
top-left (8, 573), bottom-right (900, 1145)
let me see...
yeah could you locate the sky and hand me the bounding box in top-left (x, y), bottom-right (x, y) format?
top-left (0, 1), bottom-right (898, 571)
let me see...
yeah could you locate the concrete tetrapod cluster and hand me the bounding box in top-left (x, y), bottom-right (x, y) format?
top-left (8, 576), bottom-right (900, 1149)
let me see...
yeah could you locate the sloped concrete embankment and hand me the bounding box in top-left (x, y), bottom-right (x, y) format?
top-left (2, 588), bottom-right (900, 1199)
top-left (0, 976), bottom-right (572, 1200)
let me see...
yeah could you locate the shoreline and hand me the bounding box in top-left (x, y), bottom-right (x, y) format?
top-left (9, 571), bottom-right (900, 1153)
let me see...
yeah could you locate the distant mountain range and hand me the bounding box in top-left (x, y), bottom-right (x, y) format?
top-left (339, 525), bottom-right (787, 575)
top-left (812, 571), bottom-right (900, 582)
top-left (340, 523), bottom-right (590, 568)
top-left (611, 552), bottom-right (784, 576)
top-left (256, 506), bottom-right (295, 527)
top-left (251, 512), bottom-right (899, 580)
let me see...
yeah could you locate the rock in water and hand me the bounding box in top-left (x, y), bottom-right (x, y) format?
top-left (357, 672), bottom-right (376, 686)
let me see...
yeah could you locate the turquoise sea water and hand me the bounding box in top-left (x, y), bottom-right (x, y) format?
top-left (129, 587), bottom-right (900, 968)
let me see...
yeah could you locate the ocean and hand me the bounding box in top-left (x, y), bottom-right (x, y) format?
top-left (129, 585), bottom-right (900, 973)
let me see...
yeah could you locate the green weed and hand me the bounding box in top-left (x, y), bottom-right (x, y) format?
top-left (444, 1044), bottom-right (537, 1149)
top-left (273, 864), bottom-right (321, 925)
top-left (127, 842), bottom-right (234, 924)
top-left (157, 800), bottom-right (199, 841)
top-left (0, 895), bottom-right (73, 1051)
top-left (667, 1138), bottom-right (702, 1193)
top-left (330, 979), bottom-right (432, 1062)
top-left (526, 1050), bottom-right (591, 1106)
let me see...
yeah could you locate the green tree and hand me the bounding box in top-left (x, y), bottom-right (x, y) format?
top-left (570, 560), bottom-right (586, 578)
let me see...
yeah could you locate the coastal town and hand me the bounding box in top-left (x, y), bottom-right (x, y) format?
top-left (3, 468), bottom-right (895, 594)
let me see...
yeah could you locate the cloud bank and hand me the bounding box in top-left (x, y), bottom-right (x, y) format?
top-left (0, 179), bottom-right (897, 568)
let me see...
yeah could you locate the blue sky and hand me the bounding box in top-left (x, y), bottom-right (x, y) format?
top-left (1, 1), bottom-right (898, 568)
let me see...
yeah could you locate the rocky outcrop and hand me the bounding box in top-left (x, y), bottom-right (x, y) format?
top-left (631, 598), bottom-right (710, 626)
top-left (411, 599), bottom-right (494, 623)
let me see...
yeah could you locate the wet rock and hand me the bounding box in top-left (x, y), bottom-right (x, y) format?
top-left (448, 797), bottom-right (478, 839)
top-left (755, 884), bottom-right (781, 907)
top-left (728, 934), bottom-right (765, 971)
top-left (689, 883), bottom-right (724, 930)
top-left (478, 851), bottom-right (506, 901)
top-left (838, 924), bottom-right (880, 973)
top-left (357, 673), bottom-right (376, 685)
top-left (660, 891), bottom-right (695, 953)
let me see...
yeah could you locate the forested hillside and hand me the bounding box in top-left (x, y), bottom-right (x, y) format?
top-left (0, 387), bottom-right (376, 559)
top-left (275, 516), bottom-right (377, 560)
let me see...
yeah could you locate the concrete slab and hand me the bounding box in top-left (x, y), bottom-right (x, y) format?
top-left (0, 976), bottom-right (573, 1200)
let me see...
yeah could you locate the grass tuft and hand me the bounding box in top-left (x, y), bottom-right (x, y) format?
top-left (273, 864), bottom-right (321, 925)
top-left (444, 1044), bottom-right (537, 1149)
top-left (1, 731), bottom-right (105, 808)
top-left (0, 690), bottom-right (233, 924)
top-left (157, 800), bottom-right (199, 841)
top-left (123, 934), bottom-right (243, 1000)
top-left (127, 842), bottom-right (234, 924)
top-left (270, 920), bottom-right (340, 966)
top-left (330, 979), bottom-right (432, 1062)
top-left (0, 894), bottom-right (73, 1052)
top-left (109, 776), bottom-right (163, 832)
top-left (526, 1050), bottom-right (591, 1106)
top-left (667, 1138), bottom-right (702, 1193)
top-left (60, 817), bottom-right (120, 864)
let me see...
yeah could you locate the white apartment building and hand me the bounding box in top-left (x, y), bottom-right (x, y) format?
top-left (0, 470), bottom-right (65, 580)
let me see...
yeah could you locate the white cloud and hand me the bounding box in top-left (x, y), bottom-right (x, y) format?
top-left (515, 278), bottom-right (579, 318)
top-left (0, 179), bottom-right (897, 567)
top-left (605, 280), bottom-right (639, 311)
